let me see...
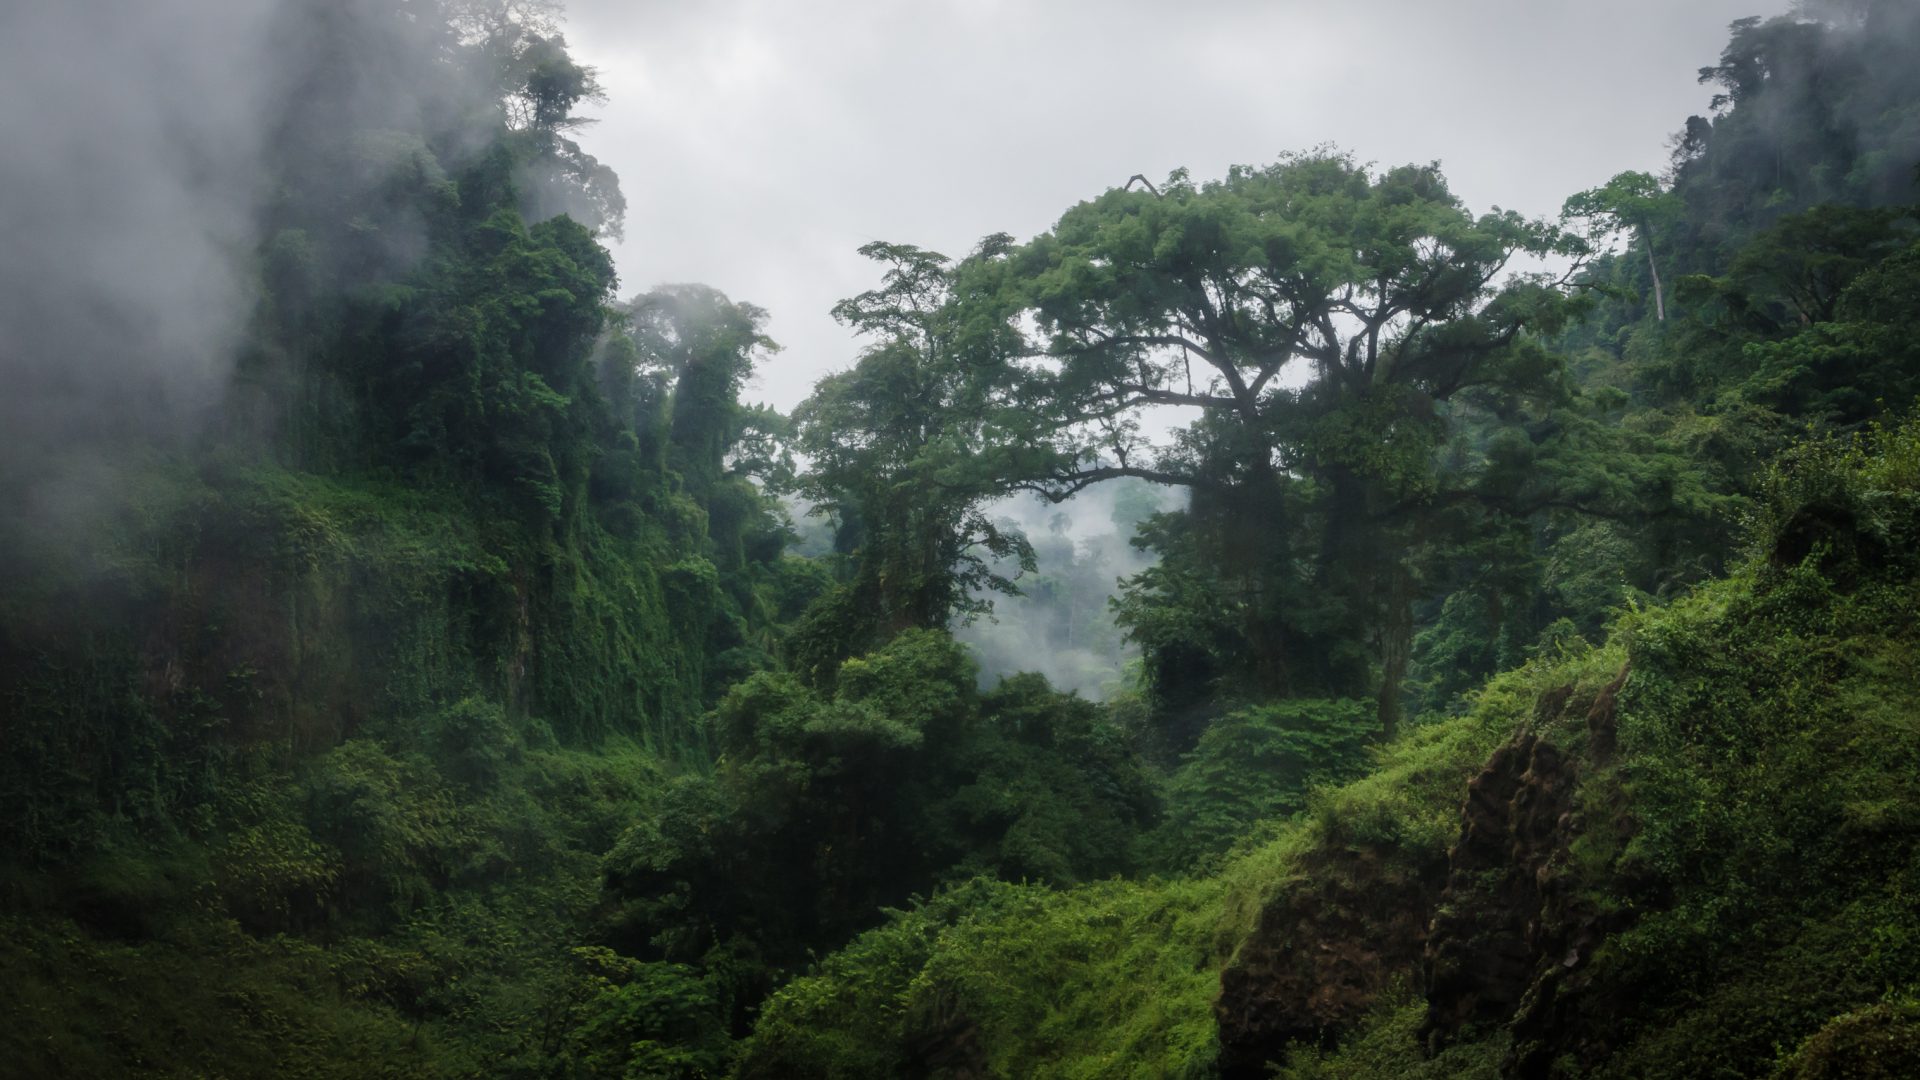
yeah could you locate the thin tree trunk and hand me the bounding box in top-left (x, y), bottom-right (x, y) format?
top-left (1641, 227), bottom-right (1666, 322)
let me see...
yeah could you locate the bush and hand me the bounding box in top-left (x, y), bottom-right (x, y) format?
top-left (1144, 699), bottom-right (1375, 870)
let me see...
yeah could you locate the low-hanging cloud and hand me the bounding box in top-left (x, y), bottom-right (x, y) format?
top-left (956, 480), bottom-right (1186, 700)
top-left (0, 0), bottom-right (595, 505)
top-left (0, 2), bottom-right (285, 465)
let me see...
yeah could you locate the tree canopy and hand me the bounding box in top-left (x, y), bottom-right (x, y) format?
top-left (952, 152), bottom-right (1592, 733)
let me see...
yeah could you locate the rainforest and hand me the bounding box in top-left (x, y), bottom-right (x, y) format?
top-left (3, 1), bottom-right (1920, 1077)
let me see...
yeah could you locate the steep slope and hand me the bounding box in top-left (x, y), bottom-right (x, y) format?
top-left (735, 419), bottom-right (1920, 1079)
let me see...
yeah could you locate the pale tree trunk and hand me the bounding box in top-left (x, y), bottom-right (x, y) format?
top-left (1641, 226), bottom-right (1666, 322)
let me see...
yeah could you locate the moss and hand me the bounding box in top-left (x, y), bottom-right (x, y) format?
top-left (739, 877), bottom-right (1227, 1080)
top-left (735, 645), bottom-right (1570, 1077)
top-left (729, 419), bottom-right (1920, 1078)
top-left (1774, 1000), bottom-right (1920, 1079)
top-left (1272, 986), bottom-right (1503, 1080)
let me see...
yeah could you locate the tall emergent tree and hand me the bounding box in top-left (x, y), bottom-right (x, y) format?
top-left (984, 152), bottom-right (1585, 735)
top-left (1564, 171), bottom-right (1678, 322)
top-left (789, 241), bottom-right (1037, 681)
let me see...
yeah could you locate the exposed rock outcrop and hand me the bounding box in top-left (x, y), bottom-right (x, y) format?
top-left (1419, 732), bottom-right (1579, 1049)
top-left (1215, 843), bottom-right (1448, 1078)
top-left (1420, 666), bottom-right (1637, 1078)
top-left (1214, 670), bottom-right (1636, 1079)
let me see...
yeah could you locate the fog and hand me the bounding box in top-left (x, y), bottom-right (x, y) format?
top-left (957, 480), bottom-right (1186, 700)
top-left (0, 0), bottom-right (615, 550)
top-left (8, 0), bottom-right (1901, 692)
top-left (0, 2), bottom-right (283, 466)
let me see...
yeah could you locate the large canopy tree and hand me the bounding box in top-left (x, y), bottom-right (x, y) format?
top-left (979, 152), bottom-right (1587, 734)
top-left (788, 241), bottom-right (1040, 682)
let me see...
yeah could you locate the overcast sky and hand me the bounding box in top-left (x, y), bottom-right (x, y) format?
top-left (561, 0), bottom-right (1790, 412)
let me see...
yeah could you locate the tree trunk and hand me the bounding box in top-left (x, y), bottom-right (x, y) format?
top-left (1232, 456), bottom-right (1294, 697)
top-left (1641, 227), bottom-right (1666, 323)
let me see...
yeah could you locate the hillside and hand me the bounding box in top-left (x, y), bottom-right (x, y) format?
top-left (3, 2), bottom-right (1920, 1078)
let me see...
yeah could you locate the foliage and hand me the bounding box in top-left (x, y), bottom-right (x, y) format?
top-left (1284, 418), bottom-right (1920, 1079)
top-left (1271, 987), bottom-right (1502, 1080)
top-left (8, 4), bottom-right (1920, 1077)
top-left (603, 632), bottom-right (1159, 980)
top-left (735, 633), bottom-right (1548, 1078)
top-left (1773, 999), bottom-right (1920, 1079)
top-left (0, 2), bottom-right (804, 1074)
top-left (975, 150), bottom-right (1619, 736)
top-left (789, 241), bottom-right (1037, 677)
top-left (933, 673), bottom-right (1161, 885)
top-left (737, 877), bottom-right (1226, 1080)
top-left (1144, 699), bottom-right (1375, 870)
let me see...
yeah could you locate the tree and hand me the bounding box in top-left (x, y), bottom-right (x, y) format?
top-left (1665, 8), bottom-right (1920, 263)
top-left (602, 630), bottom-right (1157, 980)
top-left (1564, 171), bottom-right (1679, 322)
top-left (444, 0), bottom-right (626, 237)
top-left (986, 151), bottom-right (1580, 735)
top-left (1726, 205), bottom-right (1911, 327)
top-left (1738, 233), bottom-right (1920, 427)
top-left (607, 284), bottom-right (797, 686)
top-left (789, 241), bottom-right (1037, 679)
top-left (623, 284), bottom-right (778, 495)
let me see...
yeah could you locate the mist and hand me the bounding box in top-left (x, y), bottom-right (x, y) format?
top-left (0, 2), bottom-right (285, 468)
top-left (956, 479), bottom-right (1186, 700)
top-left (0, 0), bottom-right (624, 559)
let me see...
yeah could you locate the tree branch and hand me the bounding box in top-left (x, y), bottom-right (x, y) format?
top-left (1091, 383), bottom-right (1238, 410)
top-left (1015, 465), bottom-right (1218, 502)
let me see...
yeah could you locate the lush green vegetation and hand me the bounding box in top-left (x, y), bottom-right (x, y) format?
top-left (5, 1), bottom-right (1920, 1077)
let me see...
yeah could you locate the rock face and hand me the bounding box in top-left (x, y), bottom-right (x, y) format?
top-left (1215, 843), bottom-right (1448, 1078)
top-left (1214, 668), bottom-right (1634, 1078)
top-left (1420, 666), bottom-right (1635, 1079)
top-left (1419, 733), bottom-right (1579, 1049)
